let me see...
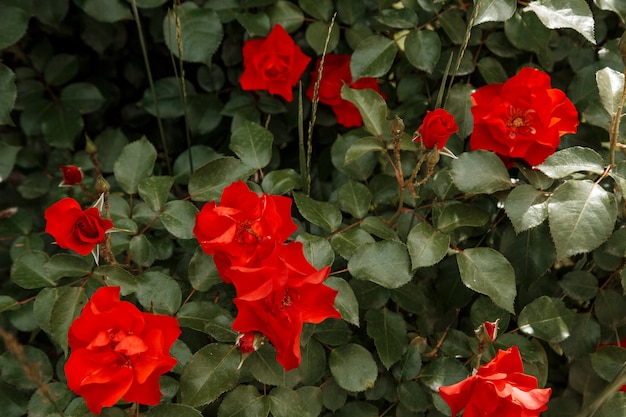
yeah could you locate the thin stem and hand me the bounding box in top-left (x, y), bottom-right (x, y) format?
top-left (575, 361), bottom-right (626, 417)
top-left (298, 82), bottom-right (307, 192)
top-left (609, 80), bottom-right (626, 167)
top-left (130, 0), bottom-right (172, 174)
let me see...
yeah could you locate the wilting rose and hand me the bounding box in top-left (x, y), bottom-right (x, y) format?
top-left (240, 24), bottom-right (311, 102)
top-left (413, 109), bottom-right (458, 149)
top-left (45, 198), bottom-right (113, 256)
top-left (306, 54), bottom-right (385, 127)
top-left (60, 165), bottom-right (83, 186)
top-left (64, 286), bottom-right (181, 414)
top-left (470, 67), bottom-right (579, 166)
top-left (192, 181), bottom-right (298, 269)
top-left (231, 243), bottom-right (340, 370)
top-left (439, 346), bottom-right (552, 417)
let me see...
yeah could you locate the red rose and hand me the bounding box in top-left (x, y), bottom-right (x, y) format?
top-left (45, 198), bottom-right (113, 256)
top-left (240, 24), bottom-right (311, 102)
top-left (231, 243), bottom-right (340, 370)
top-left (60, 165), bottom-right (83, 186)
top-left (439, 346), bottom-right (552, 417)
top-left (192, 181), bottom-right (298, 269)
top-left (64, 286), bottom-right (180, 414)
top-left (306, 54), bottom-right (385, 127)
top-left (414, 109), bottom-right (458, 149)
top-left (470, 67), bottom-right (579, 166)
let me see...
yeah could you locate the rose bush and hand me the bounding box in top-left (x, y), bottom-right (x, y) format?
top-left (1, 1), bottom-right (626, 417)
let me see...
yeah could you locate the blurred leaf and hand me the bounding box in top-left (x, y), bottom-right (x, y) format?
top-left (476, 56), bottom-right (508, 84)
top-left (537, 146), bottom-right (605, 178)
top-left (325, 276), bottom-right (360, 327)
top-left (294, 192), bottom-right (342, 233)
top-left (331, 132), bottom-right (378, 181)
top-left (73, 0), bottom-right (132, 22)
top-left (0, 346), bottom-right (52, 390)
top-left (33, 288), bottom-right (59, 334)
top-left (164, 3), bottom-right (223, 65)
top-left (236, 12), bottom-right (271, 37)
top-left (344, 137), bottom-right (384, 165)
top-left (188, 248), bottom-right (222, 292)
top-left (43, 54), bottom-right (79, 86)
top-left (504, 10), bottom-right (551, 53)
top-left (247, 345), bottom-right (286, 387)
top-left (595, 289), bottom-right (626, 329)
top-left (296, 386), bottom-right (323, 417)
top-left (474, 0), bottom-right (516, 25)
top-left (41, 104), bottom-right (84, 149)
top-left (139, 77), bottom-right (196, 118)
top-left (145, 404), bottom-right (202, 417)
top-left (392, 342), bottom-right (422, 381)
top-left (591, 346), bottom-right (626, 382)
top-left (305, 21), bottom-right (340, 55)
top-left (548, 180), bottom-right (617, 260)
top-left (596, 67), bottom-right (625, 116)
top-left (296, 233), bottom-right (334, 269)
top-left (113, 137), bottom-right (157, 194)
top-left (451, 150), bottom-right (512, 194)
top-left (94, 129), bottom-right (129, 173)
top-left (337, 0), bottom-right (365, 24)
top-left (438, 11), bottom-right (466, 45)
top-left (500, 222), bottom-right (555, 287)
top-left (348, 241), bottom-right (412, 289)
top-left (217, 385), bottom-right (270, 417)
top-left (11, 251), bottom-right (54, 289)
top-left (0, 2), bottom-right (30, 49)
top-left (456, 247), bottom-right (516, 313)
top-left (267, 0), bottom-right (304, 32)
top-left (188, 157), bottom-right (255, 201)
top-left (397, 380), bottom-right (429, 412)
top-left (299, 0), bottom-right (333, 21)
top-left (366, 308), bottom-right (407, 369)
top-left (261, 169), bottom-right (301, 195)
top-left (341, 86), bottom-right (388, 137)
top-left (60, 82), bottom-right (105, 114)
top-left (230, 120), bottom-right (273, 170)
top-left (329, 344), bottom-right (378, 392)
top-left (297, 340), bottom-right (327, 386)
top-left (160, 200), bottom-right (198, 239)
top-left (129, 234), bottom-right (156, 267)
top-left (176, 301), bottom-right (236, 342)
top-left (505, 185), bottom-right (549, 233)
top-left (269, 387), bottom-right (308, 417)
top-left (44, 253), bottom-right (92, 281)
top-left (518, 296), bottom-right (574, 343)
top-left (337, 180), bottom-right (372, 219)
top-left (0, 142), bottom-right (21, 182)
top-left (50, 286), bottom-right (88, 353)
top-left (444, 83), bottom-right (474, 138)
top-left (421, 357), bottom-right (468, 391)
top-left (28, 382), bottom-right (72, 417)
top-left (375, 8), bottom-right (418, 28)
top-left (180, 344), bottom-right (242, 407)
top-left (526, 0), bottom-right (595, 44)
top-left (173, 145), bottom-right (222, 184)
top-left (559, 271), bottom-right (598, 301)
top-left (350, 35), bottom-right (398, 80)
top-left (561, 313), bottom-right (601, 359)
top-left (404, 29), bottom-right (441, 74)
top-left (595, 0), bottom-right (626, 22)
top-left (406, 222), bottom-right (450, 269)
top-left (138, 176), bottom-right (174, 212)
top-left (136, 271), bottom-right (181, 315)
top-left (0, 63), bottom-right (16, 125)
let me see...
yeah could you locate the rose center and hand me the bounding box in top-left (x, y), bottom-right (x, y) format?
top-left (281, 290), bottom-right (292, 309)
top-left (506, 108), bottom-right (537, 139)
top-left (235, 221), bottom-right (260, 244)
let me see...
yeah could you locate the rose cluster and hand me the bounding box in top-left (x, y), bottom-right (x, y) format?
top-left (193, 181), bottom-right (341, 370)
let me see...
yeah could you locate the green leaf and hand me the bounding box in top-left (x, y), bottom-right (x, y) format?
top-left (188, 248), bottom-right (222, 292)
top-left (504, 10), bottom-right (551, 53)
top-left (217, 385), bottom-right (270, 417)
top-left (296, 233), bottom-right (334, 269)
top-left (406, 222), bottom-right (450, 269)
top-left (525, 0), bottom-right (595, 44)
top-left (229, 120), bottom-right (273, 170)
top-left (537, 146), bottom-right (605, 178)
top-left (41, 104), bottom-right (84, 149)
top-left (138, 176), bottom-right (174, 212)
top-left (299, 0), bottom-right (333, 21)
top-left (456, 247), bottom-right (516, 313)
top-left (60, 82), bottom-right (105, 114)
top-left (261, 169), bottom-right (301, 195)
top-left (139, 77), bottom-right (196, 118)
top-left (404, 29), bottom-right (441, 74)
top-left (236, 12), bottom-right (271, 37)
top-left (336, 180), bottom-right (372, 219)
top-left (28, 382), bottom-right (72, 417)
top-left (328, 344), bottom-right (378, 392)
top-left (504, 185), bottom-right (549, 233)
top-left (360, 216), bottom-right (398, 240)
top-left (518, 296), bottom-right (574, 343)
top-left (595, 289), bottom-right (626, 329)
top-left (176, 301), bottom-right (236, 342)
top-left (160, 200), bottom-right (198, 240)
top-left (500, 222), bottom-right (555, 287)
top-left (340, 86), bottom-right (388, 137)
top-left (591, 346), bottom-right (626, 382)
top-left (129, 234), bottom-right (156, 267)
top-left (50, 286), bottom-right (88, 353)
top-left (11, 251), bottom-right (54, 289)
top-left (0, 142), bottom-right (20, 182)
top-left (348, 241), bottom-right (412, 289)
top-left (163, 3), bottom-right (223, 65)
top-left (188, 157), bottom-right (256, 201)
top-left (0, 2), bottom-right (30, 49)
top-left (136, 271), bottom-right (181, 315)
top-left (293, 192), bottom-right (342, 233)
top-left (420, 357), bottom-right (468, 391)
top-left (444, 83), bottom-right (475, 138)
top-left (330, 228), bottom-right (375, 260)
top-left (561, 313), bottom-right (601, 359)
top-left (344, 137), bottom-right (384, 165)
top-left (325, 276), bottom-right (359, 327)
top-left (0, 63), bottom-right (17, 125)
top-left (44, 254), bottom-right (92, 281)
top-left (392, 342), bottom-right (422, 381)
top-left (476, 56), bottom-right (509, 84)
top-left (296, 340), bottom-right (327, 386)
top-left (145, 404), bottom-right (203, 417)
top-left (73, 0), bottom-right (132, 22)
top-left (113, 137), bottom-right (157, 194)
top-left (93, 265), bottom-right (138, 295)
top-left (350, 35), bottom-right (398, 80)
top-left (397, 380), bottom-right (429, 412)
top-left (474, 0), bottom-right (516, 25)
top-left (548, 180), bottom-right (617, 260)
top-left (596, 67), bottom-right (625, 116)
top-left (180, 344), bottom-right (242, 407)
top-left (595, 0), bottom-right (626, 22)
top-left (247, 344), bottom-right (286, 387)
top-left (305, 21), bottom-right (340, 55)
top-left (434, 203), bottom-right (489, 233)
top-left (438, 11), bottom-right (466, 45)
top-left (269, 387), bottom-right (308, 417)
top-left (365, 308), bottom-right (407, 369)
top-left (267, 0), bottom-right (304, 32)
top-left (451, 150), bottom-right (512, 194)
top-left (559, 271), bottom-right (598, 301)
top-left (0, 346), bottom-right (53, 390)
